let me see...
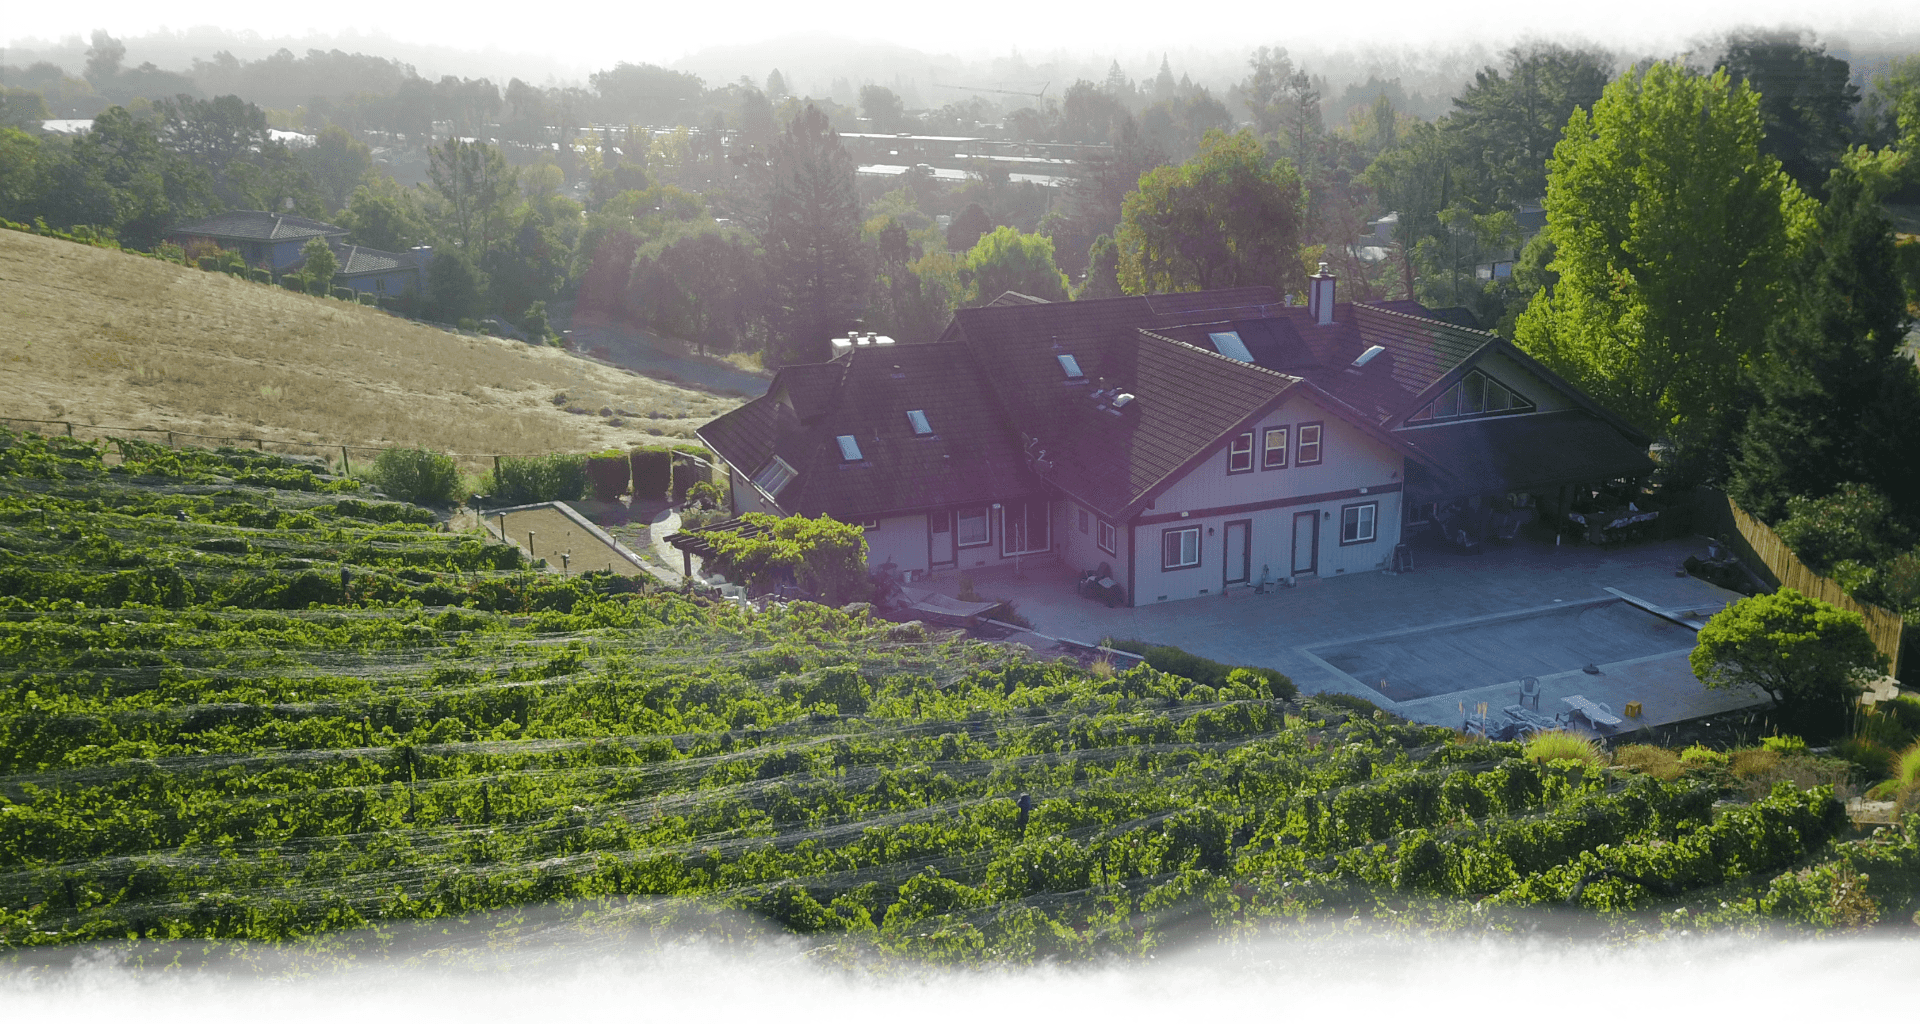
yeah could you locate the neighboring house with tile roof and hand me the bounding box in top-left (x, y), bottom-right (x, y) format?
top-left (167, 211), bottom-right (349, 272)
top-left (698, 269), bottom-right (1652, 605)
top-left (288, 241), bottom-right (431, 297)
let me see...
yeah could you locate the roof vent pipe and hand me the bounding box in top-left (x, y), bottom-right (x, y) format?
top-left (1308, 262), bottom-right (1336, 326)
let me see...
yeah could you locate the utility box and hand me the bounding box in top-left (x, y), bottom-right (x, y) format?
top-left (1624, 701), bottom-right (1643, 719)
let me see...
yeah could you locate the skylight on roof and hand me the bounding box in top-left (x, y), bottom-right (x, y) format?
top-left (836, 435), bottom-right (865, 461)
top-left (906, 409), bottom-right (932, 435)
top-left (1208, 331), bottom-right (1254, 363)
top-left (1056, 354), bottom-right (1085, 379)
top-left (1352, 344), bottom-right (1386, 367)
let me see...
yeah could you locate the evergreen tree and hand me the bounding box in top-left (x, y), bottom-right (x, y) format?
top-left (1077, 234), bottom-right (1123, 299)
top-left (1730, 167), bottom-right (1920, 522)
top-left (766, 104), bottom-right (864, 366)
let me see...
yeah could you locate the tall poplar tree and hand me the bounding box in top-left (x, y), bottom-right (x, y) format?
top-left (1513, 62), bottom-right (1815, 464)
top-left (1729, 167), bottom-right (1920, 522)
top-left (766, 104), bottom-right (864, 366)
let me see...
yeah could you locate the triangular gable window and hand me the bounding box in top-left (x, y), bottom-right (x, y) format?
top-left (1408, 370), bottom-right (1534, 424)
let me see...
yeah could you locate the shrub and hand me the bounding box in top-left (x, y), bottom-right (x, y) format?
top-left (331, 286), bottom-right (355, 301)
top-left (1774, 483), bottom-right (1901, 573)
top-left (1524, 731), bottom-right (1606, 766)
top-left (1730, 748), bottom-right (1783, 778)
top-left (1612, 744), bottom-right (1684, 780)
top-left (630, 449), bottom-right (672, 500)
top-left (1896, 742), bottom-right (1920, 789)
top-left (250, 267), bottom-right (271, 284)
top-left (370, 447), bottom-right (460, 504)
top-left (493, 454), bottom-right (589, 504)
top-left (585, 451), bottom-right (630, 501)
top-left (1679, 744), bottom-right (1730, 769)
top-left (281, 274), bottom-right (307, 292)
top-left (1762, 734), bottom-right (1808, 754)
top-left (1691, 588), bottom-right (1887, 732)
top-left (1833, 737), bottom-right (1893, 778)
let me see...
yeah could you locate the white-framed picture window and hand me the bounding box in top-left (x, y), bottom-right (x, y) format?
top-left (957, 506), bottom-right (991, 547)
top-left (1341, 502), bottom-right (1378, 545)
top-left (1161, 526), bottom-right (1200, 570)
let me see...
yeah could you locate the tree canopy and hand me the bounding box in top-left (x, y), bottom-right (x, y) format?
top-left (1729, 167), bottom-right (1920, 521)
top-left (766, 104), bottom-right (865, 366)
top-left (1718, 31), bottom-right (1860, 196)
top-left (1116, 128), bottom-right (1306, 295)
top-left (963, 226), bottom-right (1069, 304)
top-left (1691, 588), bottom-right (1886, 730)
top-left (1512, 63), bottom-right (1814, 458)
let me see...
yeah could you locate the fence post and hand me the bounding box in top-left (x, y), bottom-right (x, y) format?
top-left (167, 431), bottom-right (174, 447)
top-left (65, 422), bottom-right (73, 437)
top-left (341, 446), bottom-right (351, 475)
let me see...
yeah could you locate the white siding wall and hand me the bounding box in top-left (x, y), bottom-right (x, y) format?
top-left (1155, 395), bottom-right (1404, 511)
top-left (1128, 395), bottom-right (1405, 605)
top-left (864, 517), bottom-right (929, 575)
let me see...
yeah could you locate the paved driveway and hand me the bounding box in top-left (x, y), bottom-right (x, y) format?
top-left (948, 535), bottom-right (1763, 733)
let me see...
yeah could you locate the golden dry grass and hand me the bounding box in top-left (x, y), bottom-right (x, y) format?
top-left (0, 231), bottom-right (738, 469)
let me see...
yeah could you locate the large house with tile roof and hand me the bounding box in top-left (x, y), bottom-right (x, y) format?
top-left (697, 270), bottom-right (1652, 606)
top-left (168, 211), bottom-right (430, 296)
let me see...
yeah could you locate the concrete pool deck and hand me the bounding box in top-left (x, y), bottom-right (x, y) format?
top-left (938, 534), bottom-right (1765, 733)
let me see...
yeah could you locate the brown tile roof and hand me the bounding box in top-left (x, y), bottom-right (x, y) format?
top-left (699, 342), bottom-right (1046, 519)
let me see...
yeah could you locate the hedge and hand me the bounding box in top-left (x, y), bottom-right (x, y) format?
top-left (493, 453), bottom-right (589, 504)
top-left (1104, 639), bottom-right (1296, 699)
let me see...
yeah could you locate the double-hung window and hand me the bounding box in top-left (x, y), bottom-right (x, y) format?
top-left (1162, 526), bottom-right (1201, 570)
top-left (1296, 423), bottom-right (1323, 465)
top-left (1262, 426), bottom-right (1289, 469)
top-left (1097, 520), bottom-right (1116, 555)
top-left (1227, 432), bottom-right (1254, 474)
top-left (1340, 502), bottom-right (1378, 545)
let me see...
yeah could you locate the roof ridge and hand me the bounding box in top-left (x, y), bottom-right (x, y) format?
top-left (1354, 300), bottom-right (1498, 340)
top-left (1135, 328), bottom-right (1302, 384)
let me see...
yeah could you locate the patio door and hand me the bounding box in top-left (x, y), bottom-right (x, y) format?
top-left (928, 510), bottom-right (955, 568)
top-left (1223, 519), bottom-right (1250, 587)
top-left (1291, 511), bottom-right (1318, 576)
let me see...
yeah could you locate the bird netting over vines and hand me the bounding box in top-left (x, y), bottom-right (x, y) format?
top-left (0, 428), bottom-right (1916, 960)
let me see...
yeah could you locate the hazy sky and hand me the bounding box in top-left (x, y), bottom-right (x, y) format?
top-left (9, 0), bottom-right (1920, 72)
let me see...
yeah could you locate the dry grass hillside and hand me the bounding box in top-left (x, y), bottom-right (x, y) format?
top-left (0, 230), bottom-right (738, 464)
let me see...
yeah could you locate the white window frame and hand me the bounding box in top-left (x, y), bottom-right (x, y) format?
top-left (750, 456), bottom-right (797, 498)
top-left (1340, 502), bottom-right (1378, 545)
top-left (1296, 422), bottom-right (1323, 466)
top-left (1097, 520), bottom-right (1116, 556)
top-left (956, 506), bottom-right (991, 548)
top-left (1226, 431), bottom-right (1254, 474)
top-left (1161, 526), bottom-right (1201, 570)
top-left (1263, 426), bottom-right (1289, 469)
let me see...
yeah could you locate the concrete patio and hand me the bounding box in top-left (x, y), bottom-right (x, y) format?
top-left (934, 534), bottom-right (1765, 734)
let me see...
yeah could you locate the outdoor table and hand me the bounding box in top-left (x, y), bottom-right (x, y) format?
top-left (1567, 509), bottom-right (1659, 531)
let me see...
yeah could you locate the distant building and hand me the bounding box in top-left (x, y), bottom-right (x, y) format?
top-left (289, 242), bottom-right (431, 297)
top-left (166, 211), bottom-right (347, 273)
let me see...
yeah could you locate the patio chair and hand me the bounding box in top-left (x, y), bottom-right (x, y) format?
top-left (1518, 676), bottom-right (1541, 710)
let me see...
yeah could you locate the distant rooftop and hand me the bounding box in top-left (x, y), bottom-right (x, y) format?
top-left (170, 211), bottom-right (347, 243)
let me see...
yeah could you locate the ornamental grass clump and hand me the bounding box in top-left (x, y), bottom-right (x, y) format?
top-left (1524, 730), bottom-right (1606, 767)
top-left (1612, 743), bottom-right (1684, 780)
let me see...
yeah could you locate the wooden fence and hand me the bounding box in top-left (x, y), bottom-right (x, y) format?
top-left (1696, 487), bottom-right (1905, 678)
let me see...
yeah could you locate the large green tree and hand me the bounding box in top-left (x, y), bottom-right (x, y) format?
top-left (1117, 128), bottom-right (1305, 295)
top-left (766, 104), bottom-right (865, 366)
top-left (963, 226), bottom-right (1069, 304)
top-left (1692, 588), bottom-right (1886, 732)
top-left (426, 138), bottom-right (517, 262)
top-left (1513, 63), bottom-right (1814, 459)
top-left (1729, 167), bottom-right (1920, 522)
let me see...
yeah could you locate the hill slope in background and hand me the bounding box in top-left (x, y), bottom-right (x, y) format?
top-left (0, 231), bottom-right (737, 463)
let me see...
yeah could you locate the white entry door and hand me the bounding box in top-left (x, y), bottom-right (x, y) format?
top-left (1223, 520), bottom-right (1250, 587)
top-left (1291, 511), bottom-right (1318, 575)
